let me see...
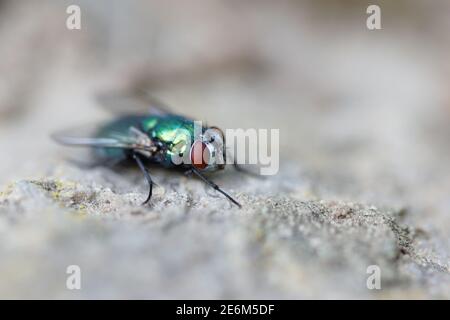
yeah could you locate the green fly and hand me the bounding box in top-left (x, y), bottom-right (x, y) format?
top-left (52, 92), bottom-right (243, 208)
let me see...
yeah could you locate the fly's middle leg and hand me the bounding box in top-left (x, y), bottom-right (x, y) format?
top-left (132, 151), bottom-right (154, 205)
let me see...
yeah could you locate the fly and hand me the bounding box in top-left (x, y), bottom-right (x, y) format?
top-left (52, 92), bottom-right (243, 208)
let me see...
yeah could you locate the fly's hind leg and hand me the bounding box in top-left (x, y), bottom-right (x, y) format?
top-left (132, 152), bottom-right (154, 205)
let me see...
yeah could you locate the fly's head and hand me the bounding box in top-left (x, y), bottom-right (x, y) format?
top-left (190, 126), bottom-right (226, 171)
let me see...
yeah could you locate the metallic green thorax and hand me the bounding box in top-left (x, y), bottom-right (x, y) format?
top-left (96, 114), bottom-right (196, 167)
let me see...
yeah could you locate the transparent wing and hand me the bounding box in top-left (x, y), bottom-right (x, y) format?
top-left (51, 123), bottom-right (154, 152)
top-left (95, 90), bottom-right (174, 116)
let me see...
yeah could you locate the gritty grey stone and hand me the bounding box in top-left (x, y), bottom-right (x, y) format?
top-left (0, 163), bottom-right (448, 299)
top-left (1, 0), bottom-right (450, 300)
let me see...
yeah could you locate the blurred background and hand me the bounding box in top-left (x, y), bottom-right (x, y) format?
top-left (0, 0), bottom-right (449, 298)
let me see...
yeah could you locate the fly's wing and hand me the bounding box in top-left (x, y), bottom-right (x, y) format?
top-left (95, 90), bottom-right (174, 116)
top-left (51, 123), bottom-right (155, 154)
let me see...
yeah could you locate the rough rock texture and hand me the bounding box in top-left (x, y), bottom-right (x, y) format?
top-left (0, 163), bottom-right (449, 299)
top-left (1, 0), bottom-right (450, 299)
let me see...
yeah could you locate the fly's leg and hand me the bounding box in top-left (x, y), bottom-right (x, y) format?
top-left (189, 167), bottom-right (242, 208)
top-left (227, 152), bottom-right (263, 178)
top-left (233, 162), bottom-right (262, 177)
top-left (132, 152), bottom-right (153, 205)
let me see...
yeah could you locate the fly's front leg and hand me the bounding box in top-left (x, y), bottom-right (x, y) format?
top-left (132, 151), bottom-right (153, 205)
top-left (189, 167), bottom-right (241, 208)
top-left (227, 151), bottom-right (264, 178)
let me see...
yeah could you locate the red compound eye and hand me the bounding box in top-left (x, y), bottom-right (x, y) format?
top-left (190, 141), bottom-right (209, 169)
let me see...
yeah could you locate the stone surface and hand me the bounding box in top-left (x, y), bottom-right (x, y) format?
top-left (0, 163), bottom-right (449, 299)
top-left (0, 0), bottom-right (449, 299)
